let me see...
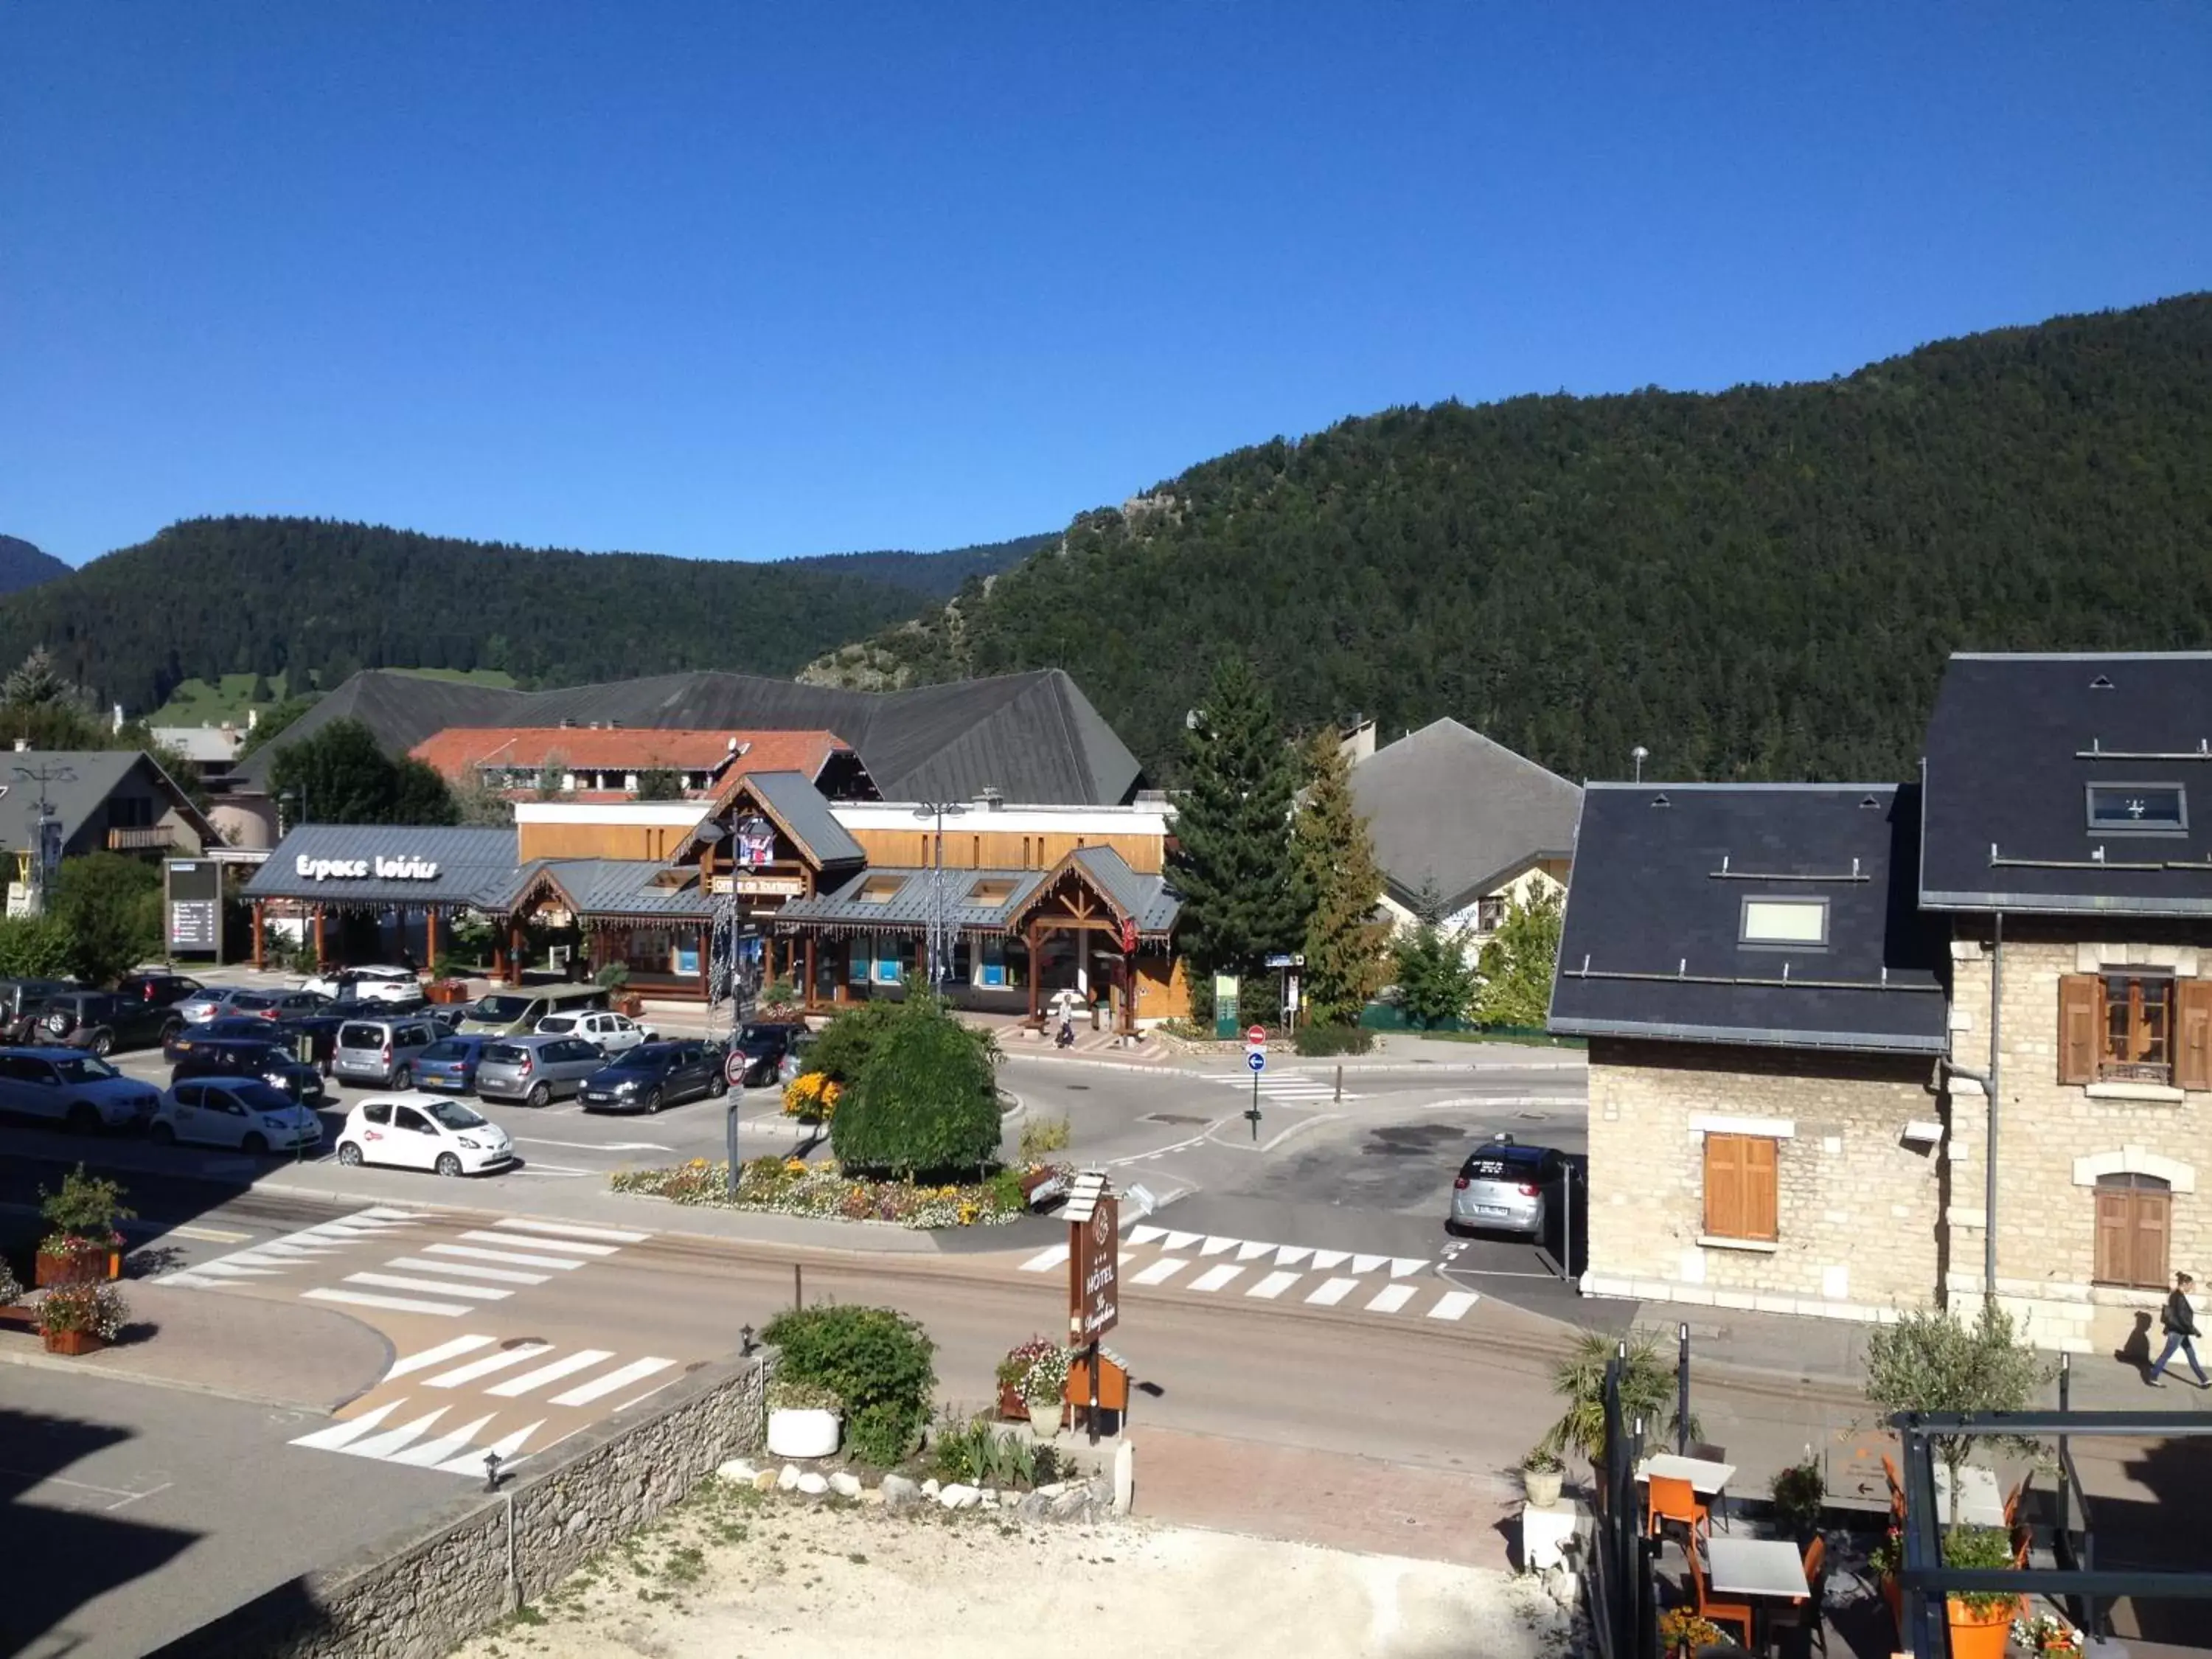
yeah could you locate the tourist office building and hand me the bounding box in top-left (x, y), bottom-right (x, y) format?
top-left (243, 773), bottom-right (1186, 1029)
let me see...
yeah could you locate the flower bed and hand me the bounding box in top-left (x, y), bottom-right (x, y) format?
top-left (781, 1073), bottom-right (842, 1121)
top-left (610, 1156), bottom-right (1061, 1229)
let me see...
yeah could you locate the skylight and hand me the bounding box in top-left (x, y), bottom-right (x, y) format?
top-left (1741, 897), bottom-right (1828, 947)
top-left (2085, 783), bottom-right (2187, 834)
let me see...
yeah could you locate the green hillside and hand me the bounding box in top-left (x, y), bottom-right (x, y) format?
top-left (142, 667), bottom-right (518, 728)
top-left (820, 294), bottom-right (2212, 784)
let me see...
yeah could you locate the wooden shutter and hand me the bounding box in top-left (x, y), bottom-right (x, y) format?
top-left (2177, 980), bottom-right (2212, 1091)
top-left (2135, 1190), bottom-right (2171, 1288)
top-left (2058, 975), bottom-right (2100, 1085)
top-left (1743, 1136), bottom-right (1778, 1241)
top-left (2095, 1189), bottom-right (2135, 1287)
top-left (1703, 1134), bottom-right (1778, 1242)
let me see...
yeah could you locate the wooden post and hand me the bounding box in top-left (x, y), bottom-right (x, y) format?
top-left (423, 909), bottom-right (439, 979)
top-left (507, 917), bottom-right (525, 984)
top-left (312, 906), bottom-right (327, 970)
top-left (251, 900), bottom-right (265, 971)
top-left (804, 936), bottom-right (817, 1007)
top-left (1025, 922), bottom-right (1040, 1026)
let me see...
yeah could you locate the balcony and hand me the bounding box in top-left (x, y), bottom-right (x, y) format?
top-left (106, 825), bottom-right (180, 852)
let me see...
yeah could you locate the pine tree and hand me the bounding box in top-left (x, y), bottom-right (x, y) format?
top-left (1474, 889), bottom-right (1564, 1028)
top-left (4, 647), bottom-right (67, 708)
top-left (1167, 657), bottom-right (1304, 993)
top-left (1291, 728), bottom-right (1389, 1025)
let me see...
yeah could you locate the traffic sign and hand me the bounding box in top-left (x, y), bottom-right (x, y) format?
top-left (1247, 1050), bottom-right (1266, 1074)
top-left (723, 1048), bottom-right (751, 1088)
top-left (1246, 1025), bottom-right (1267, 1046)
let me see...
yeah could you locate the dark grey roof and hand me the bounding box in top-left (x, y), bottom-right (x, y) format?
top-left (1923, 653), bottom-right (2212, 917)
top-left (1548, 783), bottom-right (1947, 1054)
top-left (0, 750), bottom-right (215, 852)
top-left (1060, 846), bottom-right (1180, 935)
top-left (773, 847), bottom-right (1180, 938)
top-left (245, 824), bottom-right (521, 908)
top-left (516, 858), bottom-right (712, 920)
top-left (240, 667), bottom-right (1142, 804)
top-left (747, 771), bottom-right (866, 866)
top-left (1349, 720), bottom-right (1581, 913)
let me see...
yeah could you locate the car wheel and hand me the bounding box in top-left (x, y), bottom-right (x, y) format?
top-left (709, 1071), bottom-right (728, 1099)
top-left (242, 1132), bottom-right (268, 1155)
top-left (338, 1142), bottom-right (364, 1166)
top-left (435, 1152), bottom-right (463, 1178)
top-left (161, 1018), bottom-right (182, 1042)
top-left (44, 1012), bottom-right (70, 1037)
top-left (90, 1030), bottom-right (114, 1057)
top-left (645, 1088), bottom-right (664, 1114)
top-left (392, 1065), bottom-right (412, 1089)
top-left (644, 1029), bottom-right (659, 1043)
top-left (150, 1122), bottom-right (176, 1146)
top-left (66, 1103), bottom-right (101, 1135)
top-left (526, 1082), bottom-right (551, 1109)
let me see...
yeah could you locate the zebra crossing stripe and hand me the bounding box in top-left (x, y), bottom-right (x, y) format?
top-left (1199, 1237), bottom-right (1238, 1256)
top-left (487, 1349), bottom-right (614, 1397)
top-left (1161, 1230), bottom-right (1201, 1252)
top-left (1245, 1271), bottom-right (1301, 1300)
top-left (1127, 1225), bottom-right (1166, 1246)
top-left (1365, 1284), bottom-right (1416, 1314)
top-left (1019, 1244), bottom-right (1071, 1273)
top-left (1273, 1245), bottom-right (1313, 1267)
top-left (345, 1407), bottom-right (452, 1460)
top-left (1132, 1257), bottom-right (1187, 1285)
top-left (386, 1255), bottom-right (551, 1286)
top-left (549, 1357), bottom-right (675, 1408)
top-left (492, 1218), bottom-right (650, 1244)
top-left (291, 1399), bottom-right (403, 1450)
top-left (1310, 1249), bottom-right (1350, 1270)
top-left (347, 1271), bottom-right (512, 1301)
top-left (392, 1413), bottom-right (498, 1469)
top-left (435, 1419), bottom-right (543, 1475)
top-left (1304, 1277), bottom-right (1359, 1306)
top-left (425, 1344), bottom-right (556, 1388)
top-left (304, 1287), bottom-right (471, 1318)
top-left (1427, 1290), bottom-right (1481, 1321)
top-left (1234, 1240), bottom-right (1278, 1262)
top-left (423, 1243), bottom-right (585, 1270)
top-left (458, 1230), bottom-right (619, 1257)
top-left (389, 1335), bottom-right (498, 1379)
top-left (1186, 1265), bottom-right (1244, 1293)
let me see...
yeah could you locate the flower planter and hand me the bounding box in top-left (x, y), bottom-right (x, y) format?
top-left (425, 981), bottom-right (470, 1005)
top-left (1945, 1599), bottom-right (2013, 1659)
top-left (1524, 1467), bottom-right (1565, 1509)
top-left (614, 993), bottom-right (645, 1018)
top-left (42, 1327), bottom-right (106, 1357)
top-left (765, 1407), bottom-right (841, 1459)
top-left (1880, 1573), bottom-right (1901, 1635)
top-left (35, 1248), bottom-right (119, 1288)
top-left (997, 1383), bottom-right (1029, 1422)
top-left (1024, 1399), bottom-right (1065, 1441)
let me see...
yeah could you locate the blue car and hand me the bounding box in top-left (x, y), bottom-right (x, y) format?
top-left (0, 1046), bottom-right (161, 1133)
top-left (414, 1034), bottom-right (495, 1094)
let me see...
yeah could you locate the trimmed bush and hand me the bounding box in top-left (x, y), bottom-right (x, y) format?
top-left (1292, 1023), bottom-right (1374, 1057)
top-left (761, 1303), bottom-right (936, 1467)
top-left (830, 998), bottom-right (1001, 1178)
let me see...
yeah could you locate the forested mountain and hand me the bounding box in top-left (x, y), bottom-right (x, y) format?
top-left (818, 294), bottom-right (2212, 785)
top-left (776, 533), bottom-right (1056, 598)
top-left (0, 519), bottom-right (1044, 714)
top-left (0, 535), bottom-right (70, 596)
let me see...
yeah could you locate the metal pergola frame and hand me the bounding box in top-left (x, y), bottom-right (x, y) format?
top-left (1896, 1407), bottom-right (2212, 1656)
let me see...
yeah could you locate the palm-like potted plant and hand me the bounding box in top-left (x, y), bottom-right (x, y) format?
top-left (1522, 1445), bottom-right (1565, 1509)
top-left (1541, 1328), bottom-right (1699, 1466)
top-left (35, 1166), bottom-right (132, 1287)
top-left (764, 1377), bottom-right (844, 1458)
top-left (38, 1281), bottom-right (128, 1356)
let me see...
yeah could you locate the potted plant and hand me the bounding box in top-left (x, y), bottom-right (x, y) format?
top-left (38, 1282), bottom-right (128, 1355)
top-left (995, 1336), bottom-right (1058, 1421)
top-left (1522, 1445), bottom-right (1565, 1509)
top-left (1020, 1344), bottom-right (1074, 1441)
top-left (35, 1166), bottom-right (132, 1287)
top-left (2014, 1611), bottom-right (2085, 1655)
top-left (1541, 1328), bottom-right (1700, 1466)
top-left (1863, 1304), bottom-right (2051, 1516)
top-left (763, 1377), bottom-right (844, 1458)
top-left (1940, 1524), bottom-right (2019, 1659)
top-left (1656, 1609), bottom-right (1730, 1657)
top-left (1870, 1525), bottom-right (1905, 1630)
top-left (1769, 1454), bottom-right (1825, 1543)
top-left (0, 1256), bottom-right (28, 1329)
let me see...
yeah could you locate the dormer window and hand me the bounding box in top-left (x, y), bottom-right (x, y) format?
top-left (1740, 897), bottom-right (1827, 947)
top-left (2085, 783), bottom-right (2186, 835)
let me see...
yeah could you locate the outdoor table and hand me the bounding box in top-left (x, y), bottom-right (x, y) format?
top-left (1703, 1536), bottom-right (1809, 1655)
top-left (1930, 1464), bottom-right (2005, 1528)
top-left (1634, 1452), bottom-right (1737, 1528)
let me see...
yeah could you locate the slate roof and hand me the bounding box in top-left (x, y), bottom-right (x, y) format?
top-left (745, 771), bottom-right (866, 866)
top-left (1349, 720), bottom-right (1582, 913)
top-left (1922, 653), bottom-right (2212, 917)
top-left (1548, 783), bottom-right (1948, 1054)
top-left (241, 668), bottom-right (1141, 804)
top-left (774, 846), bottom-right (1180, 938)
top-left (0, 750), bottom-right (217, 853)
top-left (510, 858), bottom-right (712, 920)
top-left (245, 824), bottom-right (523, 908)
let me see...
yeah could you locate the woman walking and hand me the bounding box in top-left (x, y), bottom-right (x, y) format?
top-left (2148, 1271), bottom-right (2208, 1388)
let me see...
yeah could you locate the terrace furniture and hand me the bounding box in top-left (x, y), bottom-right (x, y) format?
top-left (1647, 1474), bottom-right (1711, 1546)
top-left (1687, 1548), bottom-right (1757, 1649)
top-left (1764, 1534), bottom-right (1829, 1656)
top-left (1704, 1535), bottom-right (1812, 1655)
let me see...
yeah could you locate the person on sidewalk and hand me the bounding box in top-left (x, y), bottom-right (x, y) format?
top-left (2147, 1270), bottom-right (2208, 1388)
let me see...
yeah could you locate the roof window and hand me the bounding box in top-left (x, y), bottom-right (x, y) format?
top-left (857, 876), bottom-right (908, 904)
top-left (1740, 897), bottom-right (1828, 947)
top-left (966, 877), bottom-right (1017, 905)
top-left (2085, 783), bottom-right (2187, 834)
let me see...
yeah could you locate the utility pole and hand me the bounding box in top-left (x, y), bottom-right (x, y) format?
top-left (14, 762), bottom-right (75, 914)
top-left (911, 801), bottom-right (969, 990)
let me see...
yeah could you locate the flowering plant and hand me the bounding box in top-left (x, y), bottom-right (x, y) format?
top-left (38, 1282), bottom-right (128, 1339)
top-left (610, 1156), bottom-right (1032, 1229)
top-left (1657, 1610), bottom-right (1728, 1650)
top-left (2013, 1613), bottom-right (2084, 1653)
top-left (997, 1336), bottom-right (1060, 1392)
top-left (0, 1257), bottom-right (22, 1306)
top-left (1019, 1342), bottom-right (1073, 1409)
top-left (766, 1378), bottom-right (844, 1413)
top-left (780, 1072), bottom-right (841, 1121)
top-left (1868, 1524), bottom-right (1904, 1579)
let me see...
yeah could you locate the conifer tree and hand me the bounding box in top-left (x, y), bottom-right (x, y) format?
top-left (1475, 889), bottom-right (1564, 1028)
top-left (1291, 728), bottom-right (1388, 1025)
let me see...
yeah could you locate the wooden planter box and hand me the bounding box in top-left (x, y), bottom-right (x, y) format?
top-left (35, 1248), bottom-right (120, 1288)
top-left (425, 980), bottom-right (470, 1005)
top-left (1065, 1353), bottom-right (1130, 1412)
top-left (0, 1304), bottom-right (36, 1333)
top-left (41, 1327), bottom-right (106, 1357)
top-left (997, 1382), bottom-right (1029, 1422)
top-left (614, 992), bottom-right (644, 1018)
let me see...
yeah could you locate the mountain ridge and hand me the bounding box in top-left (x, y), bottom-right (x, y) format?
top-left (0, 535), bottom-right (72, 597)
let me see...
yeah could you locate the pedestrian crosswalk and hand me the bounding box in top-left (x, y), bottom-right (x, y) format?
top-left (296, 1217), bottom-right (650, 1318)
top-left (1201, 1070), bottom-right (1362, 1104)
top-left (1015, 1224), bottom-right (1476, 1322)
top-left (162, 1207), bottom-right (425, 1288)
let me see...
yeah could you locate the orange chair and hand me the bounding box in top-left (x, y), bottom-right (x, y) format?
top-left (2003, 1476), bottom-right (2028, 1530)
top-left (2011, 1523), bottom-right (2033, 1570)
top-left (1688, 1550), bottom-right (1756, 1649)
top-left (1646, 1473), bottom-right (1711, 1544)
top-left (1882, 1453), bottom-right (1907, 1520)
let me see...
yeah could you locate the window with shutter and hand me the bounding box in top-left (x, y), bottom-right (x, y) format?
top-left (1703, 1133), bottom-right (1778, 1242)
top-left (2093, 1173), bottom-right (2171, 1290)
top-left (2177, 980), bottom-right (2212, 1091)
top-left (2058, 974), bottom-right (2098, 1085)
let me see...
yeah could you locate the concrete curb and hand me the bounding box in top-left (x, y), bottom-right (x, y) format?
top-left (0, 1346), bottom-right (338, 1414)
top-left (998, 1051), bottom-right (1585, 1079)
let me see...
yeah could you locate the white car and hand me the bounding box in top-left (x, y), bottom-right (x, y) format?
top-left (334, 1093), bottom-right (515, 1177)
top-left (302, 965), bottom-right (419, 1004)
top-left (151, 1079), bottom-right (321, 1155)
top-left (536, 1009), bottom-right (656, 1055)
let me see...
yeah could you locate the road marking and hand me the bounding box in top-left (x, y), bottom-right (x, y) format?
top-left (1273, 1245), bottom-right (1313, 1267)
top-left (457, 1230), bottom-right (619, 1257)
top-left (1199, 1236), bottom-right (1238, 1256)
top-left (1245, 1271), bottom-right (1301, 1300)
top-left (426, 1344), bottom-right (557, 1387)
top-left (1132, 1257), bottom-right (1188, 1285)
top-left (424, 1243), bottom-right (586, 1270)
top-left (1186, 1265), bottom-right (1243, 1293)
top-left (1427, 1290), bottom-right (1481, 1321)
top-left (170, 1225), bottom-right (251, 1242)
top-left (1391, 1257), bottom-right (1429, 1278)
top-left (358, 1207), bottom-right (426, 1221)
top-left (389, 1335), bottom-right (498, 1379)
top-left (392, 1413), bottom-right (499, 1468)
top-left (1233, 1240), bottom-right (1278, 1262)
top-left (512, 1165), bottom-right (591, 1178)
top-left (549, 1357), bottom-right (675, 1408)
top-left (1019, 1244), bottom-right (1071, 1273)
top-left (345, 1407), bottom-right (452, 1459)
top-left (304, 1287), bottom-right (472, 1318)
top-left (347, 1271), bottom-right (511, 1301)
top-left (385, 1255), bottom-right (551, 1286)
top-left (513, 1136), bottom-right (672, 1152)
top-left (1352, 1253), bottom-right (1388, 1274)
top-left (1304, 1277), bottom-right (1359, 1306)
top-left (491, 1218), bottom-right (652, 1244)
top-left (1160, 1230), bottom-right (1201, 1252)
top-left (187, 1260), bottom-right (280, 1279)
top-left (486, 1349), bottom-right (616, 1397)
top-left (434, 1419), bottom-right (543, 1475)
top-left (291, 1399), bottom-right (404, 1450)
top-left (1365, 1284), bottom-right (1417, 1314)
top-left (1310, 1249), bottom-right (1350, 1271)
top-left (1127, 1225), bottom-right (1165, 1247)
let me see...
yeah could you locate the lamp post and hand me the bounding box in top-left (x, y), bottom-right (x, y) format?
top-left (1630, 746), bottom-right (1649, 785)
top-left (911, 801), bottom-right (969, 991)
top-left (278, 785), bottom-right (309, 834)
top-left (691, 821), bottom-right (754, 1048)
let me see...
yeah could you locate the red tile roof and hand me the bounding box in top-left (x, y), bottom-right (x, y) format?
top-left (410, 727), bottom-right (850, 781)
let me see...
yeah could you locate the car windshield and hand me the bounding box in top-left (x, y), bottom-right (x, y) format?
top-left (55, 1056), bottom-right (120, 1083)
top-left (538, 1016), bottom-right (577, 1033)
top-left (421, 1039), bottom-right (470, 1060)
top-left (425, 1100), bottom-right (487, 1130)
top-left (237, 1083), bottom-right (299, 1114)
top-left (484, 1044), bottom-right (527, 1065)
top-left (473, 995), bottom-right (532, 1020)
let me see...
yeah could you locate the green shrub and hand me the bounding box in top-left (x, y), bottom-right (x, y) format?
top-left (1292, 1023), bottom-right (1374, 1057)
top-left (1018, 1113), bottom-right (1071, 1161)
top-left (760, 1303), bottom-right (936, 1468)
top-left (804, 1000), bottom-right (905, 1083)
top-left (0, 914), bottom-right (73, 980)
top-left (830, 998), bottom-right (1001, 1178)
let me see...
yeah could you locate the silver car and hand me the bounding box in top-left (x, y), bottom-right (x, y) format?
top-left (1447, 1135), bottom-right (1573, 1238)
top-left (476, 1034), bottom-right (605, 1106)
top-left (333, 1016), bottom-right (444, 1089)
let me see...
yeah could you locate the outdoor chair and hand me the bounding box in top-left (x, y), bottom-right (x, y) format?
top-left (1688, 1443), bottom-right (1732, 1530)
top-left (1766, 1534), bottom-right (1828, 1656)
top-left (1882, 1453), bottom-right (1907, 1521)
top-left (2003, 1476), bottom-right (2028, 1530)
top-left (1647, 1474), bottom-right (1711, 1545)
top-left (1687, 1550), bottom-right (1756, 1649)
top-left (2011, 1523), bottom-right (2033, 1571)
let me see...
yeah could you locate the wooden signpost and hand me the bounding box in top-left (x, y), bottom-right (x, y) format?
top-left (1065, 1170), bottom-right (1119, 1441)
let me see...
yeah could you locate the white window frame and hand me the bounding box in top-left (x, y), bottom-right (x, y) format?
top-left (1739, 896), bottom-right (1829, 948)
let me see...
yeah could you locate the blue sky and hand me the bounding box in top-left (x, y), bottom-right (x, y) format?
top-left (4, 3), bottom-right (2208, 567)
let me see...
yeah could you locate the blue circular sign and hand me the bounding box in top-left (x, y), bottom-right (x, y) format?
top-left (1247, 1051), bottom-right (1267, 1073)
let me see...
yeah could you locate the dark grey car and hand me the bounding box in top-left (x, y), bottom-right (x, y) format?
top-left (476, 1034), bottom-right (605, 1106)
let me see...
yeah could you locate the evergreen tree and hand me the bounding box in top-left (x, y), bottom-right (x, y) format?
top-left (3, 647), bottom-right (67, 708)
top-left (1290, 728), bottom-right (1388, 1025)
top-left (1166, 657), bottom-right (1304, 992)
top-left (1391, 882), bottom-right (1476, 1029)
top-left (633, 767), bottom-right (684, 801)
top-left (248, 672), bottom-right (273, 703)
top-left (268, 717), bottom-right (459, 826)
top-left (1474, 889), bottom-right (1564, 1028)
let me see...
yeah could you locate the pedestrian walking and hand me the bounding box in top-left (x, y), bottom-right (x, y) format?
top-left (2147, 1270), bottom-right (2208, 1388)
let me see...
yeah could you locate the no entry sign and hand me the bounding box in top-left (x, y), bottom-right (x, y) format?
top-left (1246, 1025), bottom-right (1266, 1046)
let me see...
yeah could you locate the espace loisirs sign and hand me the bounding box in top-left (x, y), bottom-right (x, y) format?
top-left (295, 855), bottom-right (443, 883)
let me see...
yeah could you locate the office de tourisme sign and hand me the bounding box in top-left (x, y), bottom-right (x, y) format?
top-left (295, 855), bottom-right (442, 883)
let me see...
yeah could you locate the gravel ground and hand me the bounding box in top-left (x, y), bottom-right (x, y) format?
top-left (453, 1478), bottom-right (1576, 1659)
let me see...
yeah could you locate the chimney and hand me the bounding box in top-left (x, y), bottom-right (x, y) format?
top-left (1339, 718), bottom-right (1377, 765)
top-left (980, 787), bottom-right (1004, 811)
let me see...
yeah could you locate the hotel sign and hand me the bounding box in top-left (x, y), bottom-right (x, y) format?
top-left (295, 855), bottom-right (442, 883)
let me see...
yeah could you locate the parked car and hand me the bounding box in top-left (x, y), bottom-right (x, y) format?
top-left (1446, 1133), bottom-right (1578, 1239)
top-left (176, 987), bottom-right (330, 1026)
top-left (334, 1094), bottom-right (514, 1177)
top-left (535, 1009), bottom-right (655, 1055)
top-left (728, 1021), bottom-right (808, 1087)
top-left (457, 984), bottom-right (611, 1038)
top-left (18, 990), bottom-right (184, 1055)
top-left (775, 1029), bottom-right (817, 1087)
top-left (476, 1034), bottom-right (608, 1106)
top-left (332, 1016), bottom-right (443, 1089)
top-left (302, 965), bottom-right (420, 1003)
top-left (152, 1078), bottom-right (321, 1154)
top-left (170, 1038), bottom-right (328, 1103)
top-left (0, 978), bottom-right (78, 1029)
top-left (0, 1047), bottom-right (161, 1133)
top-left (413, 1034), bottom-right (495, 1094)
top-left (115, 971), bottom-right (205, 1009)
top-left (169, 1015), bottom-right (330, 1064)
top-left (578, 1040), bottom-right (728, 1114)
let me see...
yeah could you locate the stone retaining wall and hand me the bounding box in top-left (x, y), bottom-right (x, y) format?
top-left (150, 1352), bottom-right (771, 1659)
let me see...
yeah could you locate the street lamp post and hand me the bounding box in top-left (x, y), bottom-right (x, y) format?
top-left (691, 822), bottom-right (755, 1048)
top-left (911, 801), bottom-right (970, 991)
top-left (279, 785), bottom-right (310, 834)
top-left (1630, 746), bottom-right (1649, 785)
